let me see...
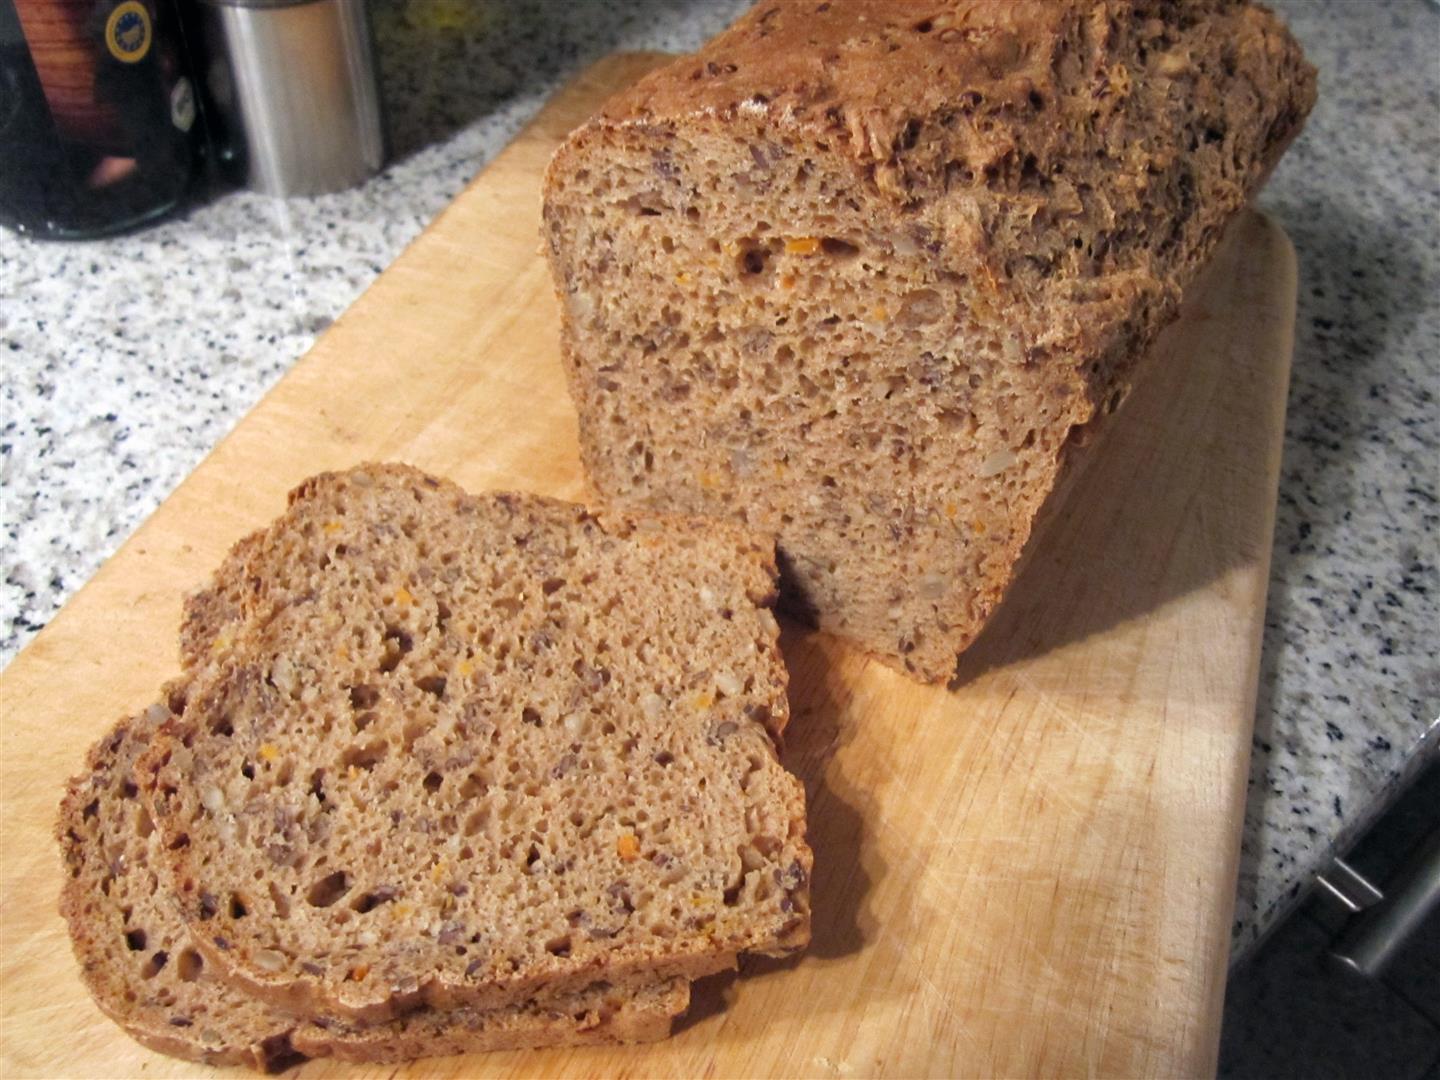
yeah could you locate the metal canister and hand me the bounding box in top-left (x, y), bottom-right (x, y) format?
top-left (199, 0), bottom-right (383, 197)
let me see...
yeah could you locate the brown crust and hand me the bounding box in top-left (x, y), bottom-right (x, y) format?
top-left (294, 978), bottom-right (687, 1065)
top-left (542, 0), bottom-right (1316, 682)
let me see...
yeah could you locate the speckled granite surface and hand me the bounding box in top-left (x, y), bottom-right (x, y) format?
top-left (1, 0), bottom-right (1435, 953)
top-left (1231, 0), bottom-right (1440, 957)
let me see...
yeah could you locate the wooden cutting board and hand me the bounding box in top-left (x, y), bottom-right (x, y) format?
top-left (0, 53), bottom-right (1297, 1079)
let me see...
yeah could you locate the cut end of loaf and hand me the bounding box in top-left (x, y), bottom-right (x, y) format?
top-left (543, 0), bottom-right (1315, 681)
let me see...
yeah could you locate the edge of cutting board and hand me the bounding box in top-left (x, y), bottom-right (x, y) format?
top-left (0, 51), bottom-right (1297, 1079)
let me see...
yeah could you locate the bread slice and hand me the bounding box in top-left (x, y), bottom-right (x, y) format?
top-left (138, 464), bottom-right (811, 1023)
top-left (292, 975), bottom-right (682, 1065)
top-left (541, 0), bottom-right (1315, 681)
top-left (58, 707), bottom-right (688, 1073)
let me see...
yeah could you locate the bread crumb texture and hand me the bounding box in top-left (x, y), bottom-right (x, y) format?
top-left (136, 464), bottom-right (810, 1024)
top-left (58, 706), bottom-right (690, 1072)
top-left (543, 0), bottom-right (1315, 681)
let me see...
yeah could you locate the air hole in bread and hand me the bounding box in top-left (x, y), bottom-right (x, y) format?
top-left (457, 772), bottom-right (487, 801)
top-left (544, 934), bottom-right (573, 957)
top-left (350, 886), bottom-right (397, 914)
top-left (176, 948), bottom-right (203, 982)
top-left (422, 771), bottom-right (443, 794)
top-left (306, 871), bottom-right (352, 908)
top-left (415, 675), bottom-right (446, 698)
top-left (340, 740), bottom-right (388, 771)
top-left (228, 893), bottom-right (249, 919)
top-left (348, 684), bottom-right (380, 710)
top-left (140, 950), bottom-right (168, 979)
top-left (521, 707), bottom-right (542, 727)
top-left (378, 626), bottom-right (413, 673)
top-left (209, 716), bottom-right (233, 738)
top-left (124, 928), bottom-right (147, 951)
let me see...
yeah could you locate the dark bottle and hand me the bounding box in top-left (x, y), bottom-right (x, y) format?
top-left (0, 0), bottom-right (200, 239)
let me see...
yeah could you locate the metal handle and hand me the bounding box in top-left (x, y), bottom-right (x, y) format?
top-left (1327, 829), bottom-right (1440, 978)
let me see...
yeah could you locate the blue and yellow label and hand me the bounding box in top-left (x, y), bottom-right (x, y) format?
top-left (105, 1), bottom-right (152, 64)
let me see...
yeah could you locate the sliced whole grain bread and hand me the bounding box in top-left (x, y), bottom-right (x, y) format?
top-left (138, 464), bottom-right (811, 1023)
top-left (541, 0), bottom-right (1315, 681)
top-left (58, 706), bottom-right (687, 1073)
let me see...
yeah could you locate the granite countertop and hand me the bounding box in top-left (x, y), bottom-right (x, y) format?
top-left (1, 0), bottom-right (1435, 956)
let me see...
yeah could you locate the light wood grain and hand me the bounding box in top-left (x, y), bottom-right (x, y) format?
top-left (0, 52), bottom-right (1297, 1079)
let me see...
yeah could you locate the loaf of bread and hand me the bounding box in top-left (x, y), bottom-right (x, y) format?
top-left (58, 706), bottom-right (686, 1074)
top-left (138, 464), bottom-right (811, 1024)
top-left (542, 0), bottom-right (1315, 681)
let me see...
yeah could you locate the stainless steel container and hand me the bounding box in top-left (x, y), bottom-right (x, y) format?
top-left (201, 0), bottom-right (383, 196)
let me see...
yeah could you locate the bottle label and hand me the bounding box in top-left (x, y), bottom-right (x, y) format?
top-left (105, 1), bottom-right (153, 65)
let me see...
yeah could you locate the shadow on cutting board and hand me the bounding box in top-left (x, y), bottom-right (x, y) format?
top-left (951, 212), bottom-right (1294, 689)
top-left (676, 622), bottom-right (886, 1033)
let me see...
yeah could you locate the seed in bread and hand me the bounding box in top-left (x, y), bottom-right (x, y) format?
top-left (139, 464), bottom-right (811, 1023)
top-left (57, 706), bottom-right (688, 1073)
top-left (541, 0), bottom-right (1315, 681)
